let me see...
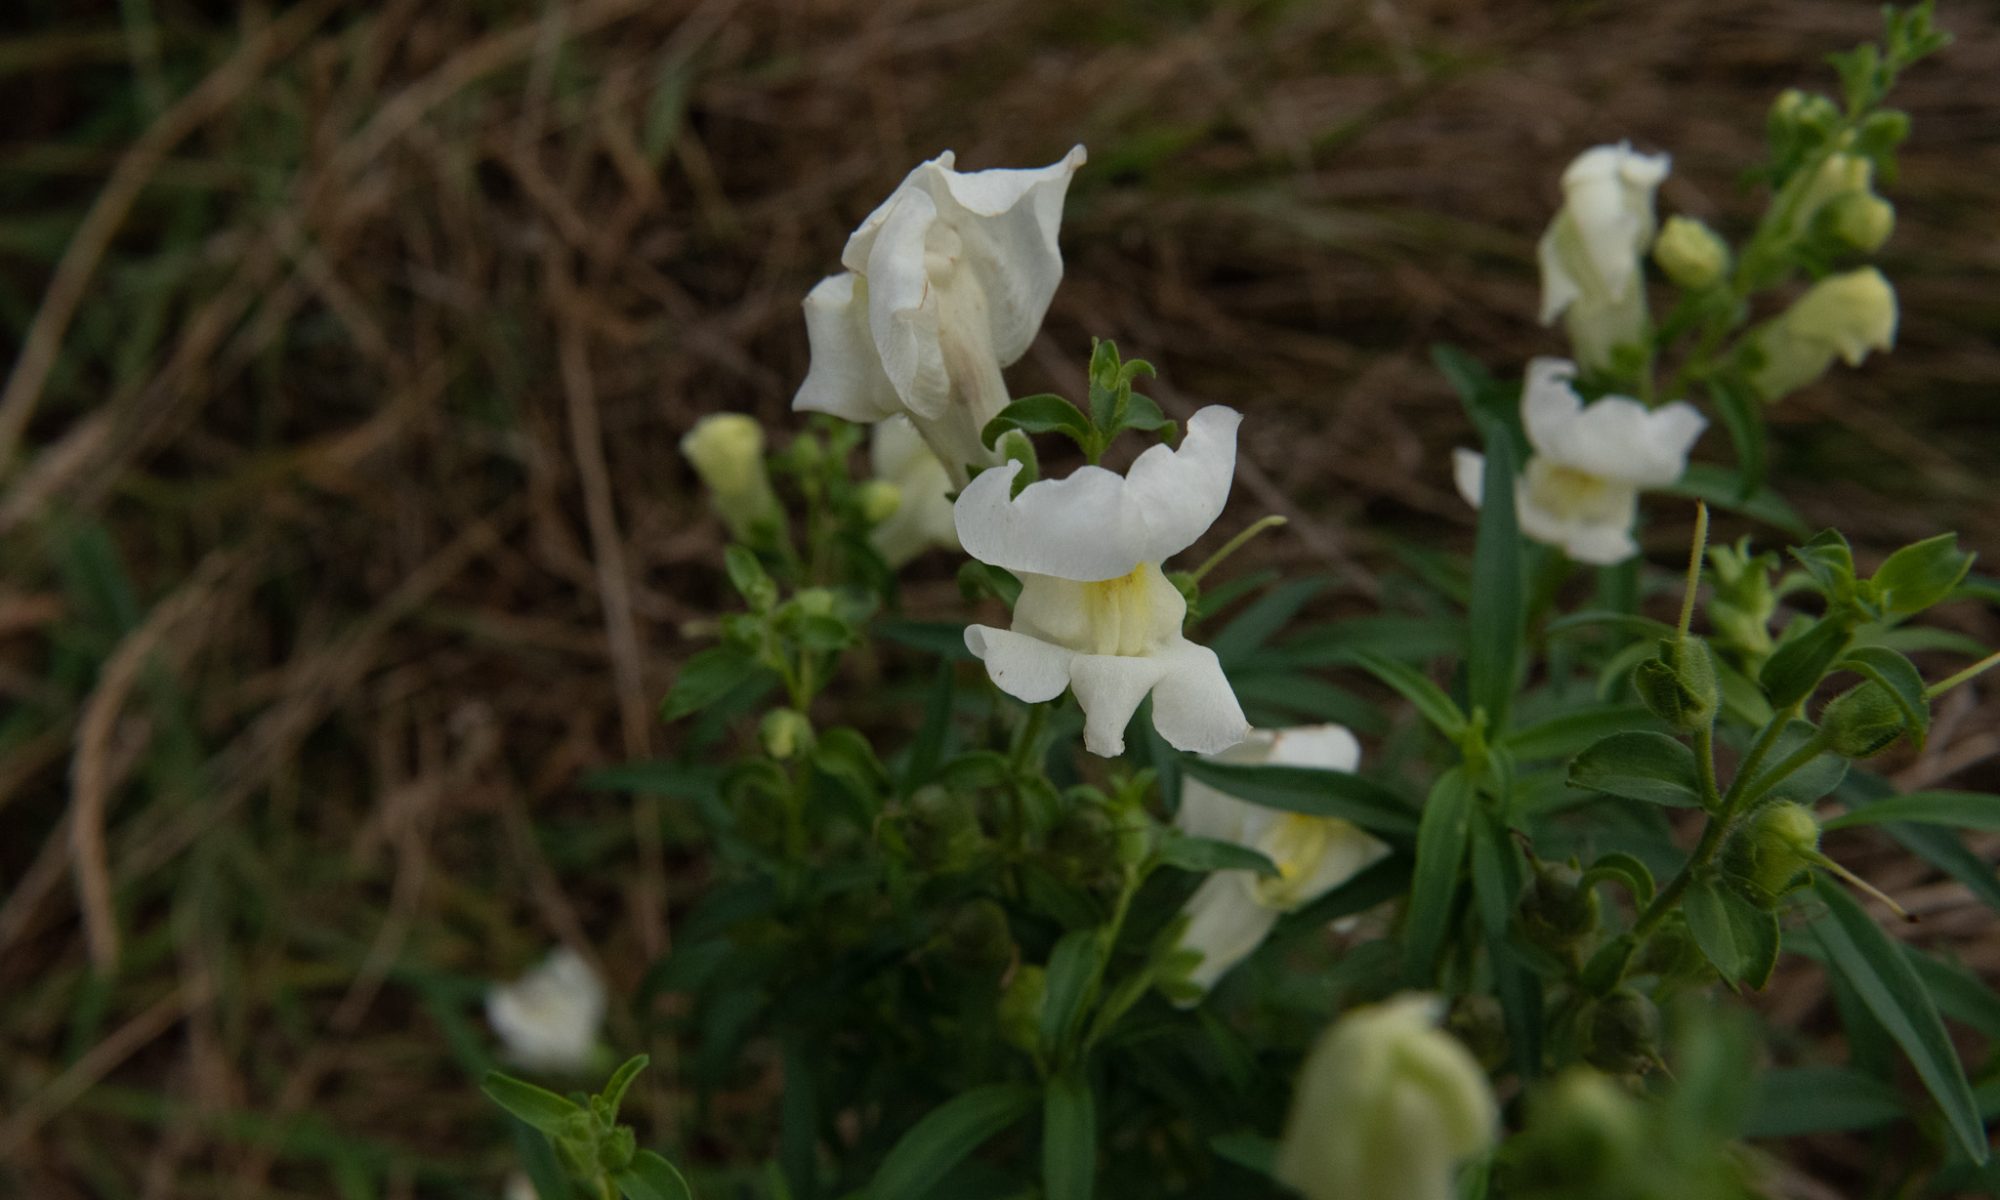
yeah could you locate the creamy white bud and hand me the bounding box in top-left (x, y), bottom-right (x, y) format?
top-left (679, 414), bottom-right (780, 541)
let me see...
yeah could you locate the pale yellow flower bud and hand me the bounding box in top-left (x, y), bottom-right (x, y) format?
top-left (679, 414), bottom-right (780, 540)
top-left (857, 480), bottom-right (904, 525)
top-left (1652, 216), bottom-right (1730, 289)
top-left (1826, 191), bottom-right (1895, 252)
top-left (1749, 268), bottom-right (1897, 400)
top-left (1276, 994), bottom-right (1497, 1200)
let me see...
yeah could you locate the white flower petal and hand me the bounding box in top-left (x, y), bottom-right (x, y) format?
top-left (1148, 637), bottom-right (1250, 755)
top-left (953, 406), bottom-right (1242, 581)
top-left (1520, 357), bottom-right (1584, 457)
top-left (965, 625), bottom-right (1074, 704)
top-left (1264, 724), bottom-right (1362, 772)
top-left (1556, 517), bottom-right (1640, 566)
top-left (1560, 143), bottom-right (1669, 305)
top-left (794, 273), bottom-right (903, 422)
top-left (1068, 652), bottom-right (1170, 757)
top-left (928, 145), bottom-right (1086, 364)
top-left (1286, 820), bottom-right (1392, 908)
top-left (1175, 774), bottom-right (1252, 845)
top-left (486, 948), bottom-right (605, 1073)
top-left (1175, 873), bottom-right (1282, 996)
top-left (1452, 448), bottom-right (1486, 510)
top-left (1561, 398), bottom-right (1706, 487)
top-left (841, 152), bottom-right (956, 274)
top-left (862, 189), bottom-right (953, 420)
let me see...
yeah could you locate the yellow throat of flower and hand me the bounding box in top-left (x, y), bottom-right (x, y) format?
top-left (1080, 562), bottom-right (1166, 657)
top-left (1251, 813), bottom-right (1337, 909)
top-left (1525, 458), bottom-right (1623, 524)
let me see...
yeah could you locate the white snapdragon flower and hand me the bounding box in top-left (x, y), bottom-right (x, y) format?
top-left (1539, 144), bottom-right (1671, 374)
top-left (1277, 994), bottom-right (1498, 1200)
top-left (867, 415), bottom-right (960, 567)
top-left (1453, 358), bottom-right (1706, 565)
top-left (955, 406), bottom-right (1250, 758)
top-left (680, 414), bottom-right (780, 541)
top-left (486, 948), bottom-right (606, 1074)
top-left (794, 146), bottom-right (1088, 482)
top-left (1748, 267), bottom-right (1898, 400)
top-left (1171, 725), bottom-right (1390, 996)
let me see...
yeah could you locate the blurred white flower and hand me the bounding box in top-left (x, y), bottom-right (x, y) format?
top-left (1170, 725), bottom-right (1390, 996)
top-left (794, 146), bottom-right (1088, 481)
top-left (487, 947), bottom-right (605, 1074)
top-left (503, 1173), bottom-right (538, 1200)
top-left (956, 406), bottom-right (1249, 758)
top-left (679, 413), bottom-right (780, 541)
top-left (867, 415), bottom-right (960, 567)
top-left (1453, 358), bottom-right (1705, 565)
top-left (1277, 994), bottom-right (1498, 1200)
top-left (1539, 144), bottom-right (1670, 373)
top-left (1748, 267), bottom-right (1898, 400)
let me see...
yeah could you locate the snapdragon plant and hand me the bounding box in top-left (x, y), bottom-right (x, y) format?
top-left (488, 6), bottom-right (1999, 1198)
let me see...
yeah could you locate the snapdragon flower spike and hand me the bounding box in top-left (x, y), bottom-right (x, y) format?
top-left (867, 415), bottom-right (960, 567)
top-left (486, 948), bottom-right (606, 1074)
top-left (1172, 726), bottom-right (1390, 996)
top-left (1538, 143), bottom-right (1671, 374)
top-left (955, 406), bottom-right (1250, 758)
top-left (1453, 358), bottom-right (1706, 565)
top-left (794, 146), bottom-right (1088, 483)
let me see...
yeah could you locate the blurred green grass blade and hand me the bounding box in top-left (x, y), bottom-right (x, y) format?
top-left (1467, 413), bottom-right (1523, 727)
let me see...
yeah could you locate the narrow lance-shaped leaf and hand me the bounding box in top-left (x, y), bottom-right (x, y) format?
top-left (1405, 768), bottom-right (1473, 985)
top-left (1468, 412), bottom-right (1525, 727)
top-left (870, 1085), bottom-right (1041, 1200)
top-left (1811, 874), bottom-right (1988, 1163)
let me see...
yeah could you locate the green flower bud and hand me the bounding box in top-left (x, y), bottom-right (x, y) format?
top-left (1771, 89), bottom-right (1839, 136)
top-left (1579, 989), bottom-right (1661, 1077)
top-left (1823, 191), bottom-right (1895, 252)
top-left (906, 786), bottom-right (986, 873)
top-left (1820, 681), bottom-right (1915, 758)
top-left (1747, 268), bottom-right (1897, 400)
top-left (793, 587), bottom-right (837, 617)
top-left (1520, 861), bottom-right (1600, 952)
top-left (1725, 802), bottom-right (1821, 903)
top-left (936, 899), bottom-right (1014, 971)
top-left (1512, 1069), bottom-right (1644, 1188)
top-left (1444, 993), bottom-right (1510, 1073)
top-left (998, 964), bottom-right (1046, 1054)
top-left (680, 414), bottom-right (781, 540)
top-left (1632, 637), bottom-right (1720, 731)
top-left (1633, 912), bottom-right (1707, 981)
top-left (1652, 216), bottom-right (1730, 289)
top-left (758, 708), bottom-right (813, 761)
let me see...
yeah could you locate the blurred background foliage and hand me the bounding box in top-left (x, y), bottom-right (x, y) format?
top-left (1, 0), bottom-right (1996, 1196)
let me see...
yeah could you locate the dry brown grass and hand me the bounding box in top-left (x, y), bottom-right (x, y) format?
top-left (1, 0), bottom-right (1997, 1194)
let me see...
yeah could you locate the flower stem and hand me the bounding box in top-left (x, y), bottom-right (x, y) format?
top-left (1677, 502), bottom-right (1710, 639)
top-left (1186, 515), bottom-right (1288, 585)
top-left (1923, 647), bottom-right (2000, 702)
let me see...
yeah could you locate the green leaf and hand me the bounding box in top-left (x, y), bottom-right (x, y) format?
top-left (1270, 616), bottom-right (1464, 666)
top-left (1756, 720), bottom-right (1849, 803)
top-left (1503, 705), bottom-right (1662, 762)
top-left (1208, 577), bottom-right (1329, 665)
top-left (1664, 465), bottom-right (1809, 537)
top-left (981, 394), bottom-right (1094, 453)
top-left (1567, 731), bottom-right (1703, 807)
top-left (614, 1151), bottom-right (696, 1200)
top-left (662, 644), bottom-right (767, 721)
top-left (1115, 391), bottom-right (1172, 438)
top-left (1759, 617), bottom-right (1852, 708)
top-left (1907, 947), bottom-right (2000, 1040)
top-left (1352, 651), bottom-right (1466, 739)
top-left (1405, 768), bottom-right (1472, 984)
top-left (724, 545), bottom-right (777, 610)
top-left (1684, 877), bottom-right (1778, 989)
top-left (1744, 1067), bottom-right (1907, 1137)
top-left (597, 1055), bottom-right (651, 1121)
top-left (1791, 530), bottom-right (1857, 597)
top-left (901, 663), bottom-right (954, 794)
top-left (874, 619), bottom-right (974, 660)
top-left (1824, 790), bottom-right (2000, 832)
top-left (1836, 645), bottom-right (1930, 749)
top-left (1811, 874), bottom-right (1988, 1162)
top-left (1042, 1073), bottom-right (1096, 1200)
top-left (1467, 413), bottom-right (1525, 726)
top-left (1546, 611), bottom-right (1678, 641)
top-left (1154, 829), bottom-right (1279, 878)
top-left (1708, 376), bottom-right (1766, 499)
top-left (1040, 930), bottom-right (1104, 1057)
top-left (1176, 757), bottom-right (1419, 840)
top-left (1872, 532), bottom-right (1974, 615)
top-left (480, 1071), bottom-right (582, 1136)
top-left (870, 1085), bottom-right (1039, 1200)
